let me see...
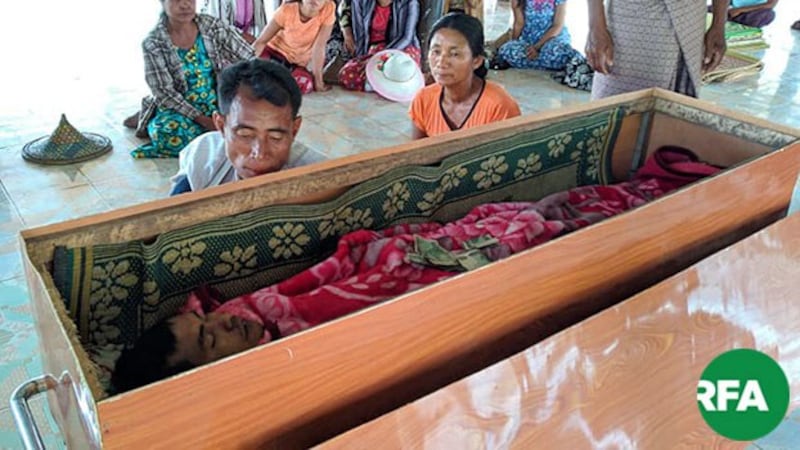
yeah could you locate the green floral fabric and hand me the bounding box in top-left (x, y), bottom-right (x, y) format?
top-left (52, 107), bottom-right (624, 348)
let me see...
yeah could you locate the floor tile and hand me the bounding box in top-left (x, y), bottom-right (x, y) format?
top-left (315, 110), bottom-right (397, 145)
top-left (0, 238), bottom-right (22, 283)
top-left (0, 405), bottom-right (64, 450)
top-left (295, 119), bottom-right (358, 158)
top-left (0, 279), bottom-right (53, 421)
top-left (0, 279), bottom-right (66, 450)
top-left (13, 184), bottom-right (111, 229)
top-left (748, 408), bottom-right (800, 450)
top-left (299, 92), bottom-right (338, 118)
top-left (0, 148), bottom-right (93, 203)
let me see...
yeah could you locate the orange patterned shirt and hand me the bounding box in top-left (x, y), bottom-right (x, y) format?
top-left (409, 80), bottom-right (521, 137)
top-left (267, 1), bottom-right (336, 66)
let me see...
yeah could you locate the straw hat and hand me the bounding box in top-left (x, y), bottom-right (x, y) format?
top-left (365, 49), bottom-right (424, 103)
top-left (22, 114), bottom-right (112, 165)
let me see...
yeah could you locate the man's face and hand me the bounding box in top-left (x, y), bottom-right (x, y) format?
top-left (168, 311), bottom-right (264, 367)
top-left (215, 88), bottom-right (301, 180)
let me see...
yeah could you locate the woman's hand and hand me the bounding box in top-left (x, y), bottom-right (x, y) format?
top-left (585, 25), bottom-right (614, 74)
top-left (703, 23), bottom-right (726, 73)
top-left (253, 41), bottom-right (266, 58)
top-left (343, 28), bottom-right (356, 55)
top-left (315, 79), bottom-right (331, 92)
top-left (526, 45), bottom-right (540, 61)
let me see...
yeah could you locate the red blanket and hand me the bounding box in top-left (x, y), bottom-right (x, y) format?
top-left (183, 147), bottom-right (721, 342)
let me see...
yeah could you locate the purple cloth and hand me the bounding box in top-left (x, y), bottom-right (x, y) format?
top-left (235, 0), bottom-right (254, 31)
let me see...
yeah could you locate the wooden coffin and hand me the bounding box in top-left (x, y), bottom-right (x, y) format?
top-left (318, 209), bottom-right (800, 449)
top-left (16, 89), bottom-right (800, 449)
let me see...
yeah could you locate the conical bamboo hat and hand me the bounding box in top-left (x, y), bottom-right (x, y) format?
top-left (22, 114), bottom-right (112, 165)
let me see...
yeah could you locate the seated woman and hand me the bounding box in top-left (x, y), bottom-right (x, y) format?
top-left (410, 13), bottom-right (521, 139)
top-left (491, 0), bottom-right (579, 71)
top-left (132, 0), bottom-right (254, 159)
top-left (112, 145), bottom-right (721, 392)
top-left (252, 0), bottom-right (336, 93)
top-left (727, 0), bottom-right (777, 28)
top-left (337, 0), bottom-right (421, 91)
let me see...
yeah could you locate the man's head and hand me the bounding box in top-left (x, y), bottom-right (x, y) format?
top-left (112, 311), bottom-right (264, 392)
top-left (214, 59), bottom-right (303, 180)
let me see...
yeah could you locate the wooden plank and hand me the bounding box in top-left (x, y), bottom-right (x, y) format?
top-left (652, 87), bottom-right (800, 137)
top-left (20, 241), bottom-right (102, 448)
top-left (319, 210), bottom-right (800, 449)
top-left (647, 113), bottom-right (773, 167)
top-left (96, 143), bottom-right (800, 449)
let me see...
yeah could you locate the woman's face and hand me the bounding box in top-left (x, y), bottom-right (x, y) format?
top-left (428, 28), bottom-right (483, 87)
top-left (162, 0), bottom-right (197, 24)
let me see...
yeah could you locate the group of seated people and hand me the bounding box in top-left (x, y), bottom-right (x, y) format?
top-left (135, 0), bottom-right (527, 196)
top-left (128, 0), bottom-right (785, 188)
top-left (127, 0), bottom-right (783, 161)
top-left (125, 0), bottom-right (597, 161)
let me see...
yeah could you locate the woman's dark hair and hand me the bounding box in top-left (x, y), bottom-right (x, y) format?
top-left (429, 13), bottom-right (488, 79)
top-left (218, 59), bottom-right (303, 118)
top-left (111, 319), bottom-right (194, 393)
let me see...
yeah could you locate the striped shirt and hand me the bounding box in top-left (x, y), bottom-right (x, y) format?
top-left (142, 13), bottom-right (254, 118)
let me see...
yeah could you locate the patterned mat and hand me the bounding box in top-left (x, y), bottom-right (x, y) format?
top-left (702, 50), bottom-right (764, 84)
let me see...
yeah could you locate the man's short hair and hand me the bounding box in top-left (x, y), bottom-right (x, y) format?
top-left (111, 319), bottom-right (193, 393)
top-left (218, 59), bottom-right (302, 118)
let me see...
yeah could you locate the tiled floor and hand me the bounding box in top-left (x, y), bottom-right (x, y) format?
top-left (1, 1), bottom-right (799, 448)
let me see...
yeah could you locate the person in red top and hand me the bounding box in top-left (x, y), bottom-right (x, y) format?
top-left (252, 0), bottom-right (336, 93)
top-left (337, 0), bottom-right (421, 91)
top-left (410, 13), bottom-right (521, 139)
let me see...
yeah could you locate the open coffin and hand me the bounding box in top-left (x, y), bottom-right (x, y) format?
top-left (14, 89), bottom-right (800, 448)
top-left (318, 207), bottom-right (800, 448)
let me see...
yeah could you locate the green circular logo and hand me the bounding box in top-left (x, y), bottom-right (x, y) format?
top-left (697, 349), bottom-right (790, 441)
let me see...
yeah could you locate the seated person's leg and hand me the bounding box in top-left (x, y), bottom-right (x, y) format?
top-left (170, 174), bottom-right (192, 196)
top-left (292, 66), bottom-right (315, 94)
top-left (534, 39), bottom-right (581, 71)
top-left (495, 39), bottom-right (530, 69)
top-left (338, 58), bottom-right (367, 91)
top-left (131, 110), bottom-right (205, 159)
top-left (732, 9), bottom-right (776, 28)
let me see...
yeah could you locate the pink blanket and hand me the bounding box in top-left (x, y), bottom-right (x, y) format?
top-left (182, 147), bottom-right (721, 342)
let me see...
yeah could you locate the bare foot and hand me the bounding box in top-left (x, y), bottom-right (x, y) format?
top-left (122, 111), bottom-right (139, 129)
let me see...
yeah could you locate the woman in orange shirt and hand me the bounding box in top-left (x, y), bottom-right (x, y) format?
top-left (409, 13), bottom-right (521, 139)
top-left (253, 0), bottom-right (336, 93)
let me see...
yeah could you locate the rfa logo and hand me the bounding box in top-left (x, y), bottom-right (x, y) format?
top-left (697, 349), bottom-right (789, 441)
top-left (697, 379), bottom-right (768, 412)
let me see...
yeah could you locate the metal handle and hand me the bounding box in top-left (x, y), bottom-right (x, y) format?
top-left (10, 374), bottom-right (58, 450)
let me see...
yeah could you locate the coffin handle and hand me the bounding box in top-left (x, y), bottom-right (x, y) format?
top-left (10, 374), bottom-right (59, 450)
